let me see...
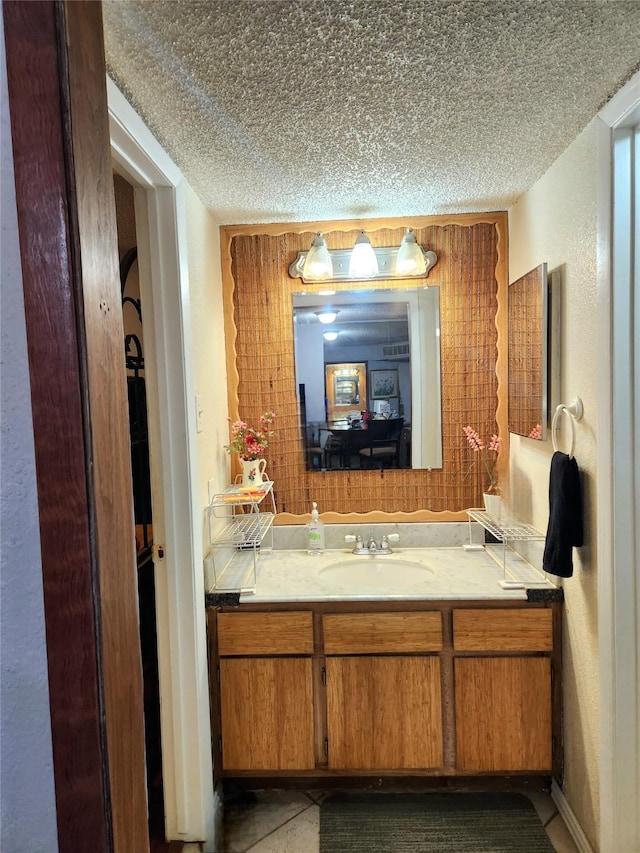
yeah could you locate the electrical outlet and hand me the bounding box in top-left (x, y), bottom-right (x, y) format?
top-left (195, 394), bottom-right (203, 433)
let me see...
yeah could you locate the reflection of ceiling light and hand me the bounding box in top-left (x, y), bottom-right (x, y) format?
top-left (396, 227), bottom-right (427, 275)
top-left (323, 331), bottom-right (338, 342)
top-left (348, 230), bottom-right (379, 278)
top-left (315, 310), bottom-right (338, 324)
top-left (302, 232), bottom-right (333, 280)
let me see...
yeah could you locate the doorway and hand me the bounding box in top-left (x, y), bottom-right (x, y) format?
top-left (108, 79), bottom-right (217, 848)
top-left (114, 174), bottom-right (166, 849)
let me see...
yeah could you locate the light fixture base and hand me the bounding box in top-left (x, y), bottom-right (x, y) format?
top-left (289, 246), bottom-right (437, 283)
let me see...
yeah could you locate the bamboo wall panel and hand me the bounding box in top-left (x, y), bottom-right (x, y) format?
top-left (224, 215), bottom-right (507, 518)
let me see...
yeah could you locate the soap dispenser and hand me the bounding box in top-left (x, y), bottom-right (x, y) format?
top-left (306, 501), bottom-right (325, 554)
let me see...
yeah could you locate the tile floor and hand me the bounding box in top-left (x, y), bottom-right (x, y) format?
top-left (222, 789), bottom-right (580, 853)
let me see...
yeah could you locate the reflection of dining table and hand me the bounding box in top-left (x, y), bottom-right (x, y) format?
top-left (327, 423), bottom-right (371, 468)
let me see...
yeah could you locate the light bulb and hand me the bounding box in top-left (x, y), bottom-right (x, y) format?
top-left (349, 231), bottom-right (379, 278)
top-left (315, 310), bottom-right (338, 324)
top-left (302, 233), bottom-right (333, 280)
top-left (323, 331), bottom-right (338, 342)
top-left (396, 228), bottom-right (426, 275)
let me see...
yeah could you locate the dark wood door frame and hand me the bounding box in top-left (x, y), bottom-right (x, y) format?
top-left (3, 2), bottom-right (149, 850)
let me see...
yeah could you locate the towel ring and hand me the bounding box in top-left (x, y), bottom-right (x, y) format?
top-left (552, 397), bottom-right (583, 459)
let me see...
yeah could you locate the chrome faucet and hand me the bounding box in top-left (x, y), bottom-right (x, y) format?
top-left (345, 533), bottom-right (400, 555)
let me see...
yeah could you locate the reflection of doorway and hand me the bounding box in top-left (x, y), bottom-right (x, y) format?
top-left (325, 362), bottom-right (367, 422)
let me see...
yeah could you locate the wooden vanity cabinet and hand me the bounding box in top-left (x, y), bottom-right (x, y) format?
top-left (324, 612), bottom-right (443, 769)
top-left (209, 601), bottom-right (561, 780)
top-left (453, 609), bottom-right (555, 772)
top-left (215, 612), bottom-right (315, 771)
top-left (326, 655), bottom-right (442, 769)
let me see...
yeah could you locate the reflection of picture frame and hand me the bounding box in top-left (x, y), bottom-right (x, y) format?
top-left (370, 369), bottom-right (398, 399)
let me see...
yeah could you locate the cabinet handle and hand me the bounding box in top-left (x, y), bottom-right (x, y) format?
top-left (321, 666), bottom-right (326, 685)
top-left (324, 737), bottom-right (328, 756)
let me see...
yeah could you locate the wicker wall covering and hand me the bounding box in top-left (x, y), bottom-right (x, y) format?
top-left (222, 214), bottom-right (508, 522)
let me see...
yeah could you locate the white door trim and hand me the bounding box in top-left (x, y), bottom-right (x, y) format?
top-left (107, 78), bottom-right (215, 847)
top-left (596, 70), bottom-right (640, 853)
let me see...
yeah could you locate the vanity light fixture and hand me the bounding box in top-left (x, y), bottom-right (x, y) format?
top-left (289, 228), bottom-right (438, 283)
top-left (396, 227), bottom-right (427, 275)
top-left (302, 232), bottom-right (333, 280)
top-left (315, 310), bottom-right (339, 324)
top-left (348, 230), bottom-right (379, 278)
top-left (322, 331), bottom-right (338, 342)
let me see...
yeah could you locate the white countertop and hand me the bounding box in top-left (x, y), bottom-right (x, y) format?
top-left (235, 545), bottom-right (556, 603)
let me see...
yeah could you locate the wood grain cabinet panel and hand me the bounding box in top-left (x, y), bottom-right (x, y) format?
top-left (219, 657), bottom-right (315, 770)
top-left (455, 657), bottom-right (552, 771)
top-left (453, 608), bottom-right (553, 651)
top-left (217, 611), bottom-right (313, 656)
top-left (326, 656), bottom-right (442, 769)
top-left (323, 612), bottom-right (442, 654)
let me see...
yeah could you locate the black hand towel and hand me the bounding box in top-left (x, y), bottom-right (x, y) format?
top-left (543, 451), bottom-right (584, 578)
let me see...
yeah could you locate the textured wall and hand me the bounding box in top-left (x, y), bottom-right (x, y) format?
top-left (508, 119), bottom-right (600, 849)
top-left (0, 18), bottom-right (59, 852)
top-left (185, 182), bottom-right (230, 509)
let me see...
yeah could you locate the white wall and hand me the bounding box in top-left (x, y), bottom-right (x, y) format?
top-left (184, 183), bottom-right (230, 516)
top-left (509, 118), bottom-right (600, 849)
top-left (0, 16), bottom-right (59, 851)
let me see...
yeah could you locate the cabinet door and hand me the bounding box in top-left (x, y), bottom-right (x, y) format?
top-left (326, 656), bottom-right (442, 769)
top-left (219, 657), bottom-right (315, 770)
top-left (455, 657), bottom-right (552, 771)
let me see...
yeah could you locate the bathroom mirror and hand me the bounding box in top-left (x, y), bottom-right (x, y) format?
top-left (508, 263), bottom-right (548, 440)
top-left (293, 287), bottom-right (443, 470)
top-left (222, 215), bottom-right (507, 518)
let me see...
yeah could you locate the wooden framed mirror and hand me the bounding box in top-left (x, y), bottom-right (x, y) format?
top-left (221, 214), bottom-right (508, 522)
top-left (508, 263), bottom-right (548, 440)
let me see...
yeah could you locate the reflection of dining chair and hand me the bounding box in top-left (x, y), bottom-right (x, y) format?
top-left (358, 418), bottom-right (404, 468)
top-left (324, 432), bottom-right (346, 469)
top-left (305, 423), bottom-right (324, 469)
top-left (399, 424), bottom-right (411, 468)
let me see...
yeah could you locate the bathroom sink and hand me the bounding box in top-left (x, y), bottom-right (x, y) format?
top-left (319, 554), bottom-right (435, 589)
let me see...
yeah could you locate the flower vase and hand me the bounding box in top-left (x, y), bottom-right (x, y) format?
top-left (483, 492), bottom-right (503, 520)
top-left (240, 458), bottom-right (267, 487)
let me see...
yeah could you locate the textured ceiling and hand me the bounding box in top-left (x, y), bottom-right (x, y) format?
top-left (103, 0), bottom-right (640, 225)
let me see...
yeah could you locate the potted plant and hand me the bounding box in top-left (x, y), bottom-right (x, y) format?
top-left (462, 426), bottom-right (503, 518)
top-left (225, 411), bottom-right (276, 486)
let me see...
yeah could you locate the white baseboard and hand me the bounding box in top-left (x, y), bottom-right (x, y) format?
top-left (551, 779), bottom-right (595, 853)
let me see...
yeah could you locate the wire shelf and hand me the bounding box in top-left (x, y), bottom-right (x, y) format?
top-left (467, 509), bottom-right (544, 542)
top-left (206, 482), bottom-right (276, 593)
top-left (214, 512), bottom-right (275, 548)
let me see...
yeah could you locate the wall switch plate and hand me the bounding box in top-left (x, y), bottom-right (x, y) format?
top-left (195, 394), bottom-right (204, 433)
